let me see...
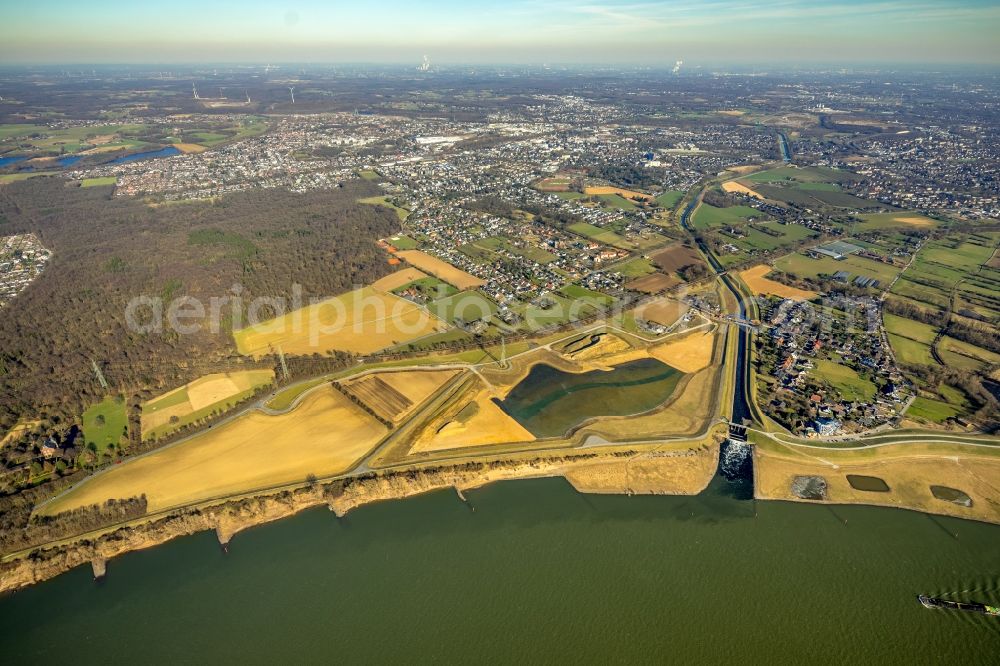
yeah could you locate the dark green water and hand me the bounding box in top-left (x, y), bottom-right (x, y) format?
top-left (1, 477), bottom-right (999, 664)
top-left (498, 358), bottom-right (683, 437)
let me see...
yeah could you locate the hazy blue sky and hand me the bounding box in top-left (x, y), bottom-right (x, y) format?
top-left (2, 0), bottom-right (998, 65)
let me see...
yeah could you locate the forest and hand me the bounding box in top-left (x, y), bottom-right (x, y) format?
top-left (0, 178), bottom-right (401, 447)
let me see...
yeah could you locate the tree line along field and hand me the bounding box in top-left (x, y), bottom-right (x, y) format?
top-left (774, 251), bottom-right (902, 285)
top-left (233, 286), bottom-right (450, 357)
top-left (890, 233), bottom-right (1000, 319)
top-left (0, 178), bottom-right (403, 457)
top-left (140, 369), bottom-right (275, 441)
top-left (878, 232), bottom-right (1000, 426)
top-left (40, 385), bottom-right (390, 516)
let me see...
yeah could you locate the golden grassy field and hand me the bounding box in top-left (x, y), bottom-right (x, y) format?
top-left (233, 286), bottom-right (448, 357)
top-left (379, 369), bottom-right (461, 405)
top-left (722, 181), bottom-right (762, 198)
top-left (563, 443), bottom-right (719, 495)
top-left (172, 143), bottom-right (208, 154)
top-left (409, 386), bottom-right (536, 453)
top-left (341, 369), bottom-right (459, 422)
top-left (633, 298), bottom-right (688, 327)
top-left (740, 264), bottom-right (818, 301)
top-left (42, 386), bottom-right (388, 515)
top-left (396, 250), bottom-right (485, 290)
top-left (370, 267), bottom-right (429, 292)
top-left (755, 442), bottom-right (1000, 524)
top-left (649, 329), bottom-right (715, 373)
top-left (141, 369), bottom-right (275, 436)
top-left (584, 186), bottom-right (653, 201)
top-left (626, 273), bottom-right (680, 294)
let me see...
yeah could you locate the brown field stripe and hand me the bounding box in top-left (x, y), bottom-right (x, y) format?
top-left (343, 376), bottom-right (412, 422)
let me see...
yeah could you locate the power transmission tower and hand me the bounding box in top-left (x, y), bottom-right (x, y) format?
top-left (277, 346), bottom-right (290, 380)
top-left (499, 337), bottom-right (507, 368)
top-left (91, 358), bottom-right (109, 389)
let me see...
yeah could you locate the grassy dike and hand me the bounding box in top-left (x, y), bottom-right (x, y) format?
top-left (751, 430), bottom-right (1000, 524)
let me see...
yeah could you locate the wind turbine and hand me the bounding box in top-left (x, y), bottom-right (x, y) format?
top-left (288, 87), bottom-right (295, 104)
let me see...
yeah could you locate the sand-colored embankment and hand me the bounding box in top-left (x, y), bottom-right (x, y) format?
top-left (1, 446), bottom-right (715, 594)
top-left (563, 445), bottom-right (718, 495)
top-left (409, 386), bottom-right (536, 453)
top-left (562, 333), bottom-right (632, 361)
top-left (755, 442), bottom-right (1000, 524)
top-left (649, 329), bottom-right (715, 373)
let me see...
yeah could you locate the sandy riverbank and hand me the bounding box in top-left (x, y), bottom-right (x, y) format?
top-left (1, 445), bottom-right (717, 594)
top-left (754, 442), bottom-right (1000, 524)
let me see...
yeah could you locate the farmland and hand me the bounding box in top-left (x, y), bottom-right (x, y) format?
top-left (774, 252), bottom-right (902, 285)
top-left (626, 273), bottom-right (680, 293)
top-left (746, 165), bottom-right (855, 185)
top-left (583, 186), bottom-right (652, 201)
top-left (812, 359), bottom-right (876, 403)
top-left (386, 234), bottom-right (419, 250)
top-left (649, 243), bottom-right (707, 275)
top-left (233, 286), bottom-right (449, 357)
top-left (340, 369), bottom-right (459, 423)
top-left (141, 370), bottom-right (275, 440)
top-left (906, 397), bottom-right (963, 424)
top-left (430, 290), bottom-right (498, 326)
top-left (80, 176), bottom-right (116, 188)
top-left (855, 212), bottom-right (940, 231)
top-left (649, 329), bottom-right (715, 373)
top-left (721, 181), bottom-right (762, 198)
top-left (396, 250), bottom-right (486, 290)
top-left (740, 265), bottom-right (817, 301)
top-left (891, 235), bottom-right (1000, 318)
top-left (568, 221), bottom-right (634, 249)
top-left (655, 191), bottom-right (684, 208)
top-left (692, 204), bottom-right (766, 229)
top-left (43, 386), bottom-right (388, 515)
top-left (633, 298), bottom-right (688, 328)
top-left (613, 257), bottom-right (657, 278)
top-left (887, 334), bottom-right (935, 366)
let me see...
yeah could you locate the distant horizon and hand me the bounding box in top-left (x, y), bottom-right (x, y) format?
top-left (2, 1), bottom-right (998, 66)
top-left (2, 61), bottom-right (999, 72)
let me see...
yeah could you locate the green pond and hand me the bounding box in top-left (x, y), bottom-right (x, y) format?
top-left (497, 358), bottom-right (683, 437)
top-left (1, 476), bottom-right (998, 664)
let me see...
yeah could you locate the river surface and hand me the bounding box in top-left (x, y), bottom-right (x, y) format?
top-left (107, 146), bottom-right (180, 164)
top-left (1, 476), bottom-right (998, 664)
